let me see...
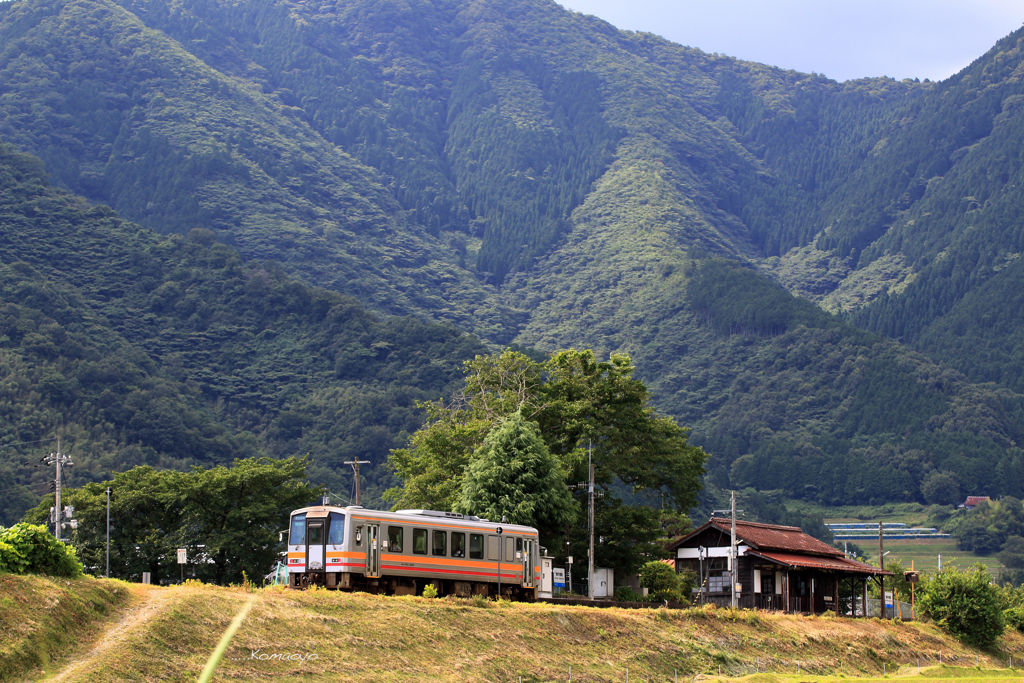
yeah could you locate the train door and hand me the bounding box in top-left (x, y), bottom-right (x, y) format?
top-left (364, 523), bottom-right (381, 578)
top-left (306, 519), bottom-right (325, 572)
top-left (521, 538), bottom-right (535, 588)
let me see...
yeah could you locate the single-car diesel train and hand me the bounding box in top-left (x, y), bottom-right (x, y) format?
top-left (287, 504), bottom-right (540, 599)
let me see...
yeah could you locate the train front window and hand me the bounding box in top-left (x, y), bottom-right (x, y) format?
top-left (308, 523), bottom-right (323, 545)
top-left (289, 513), bottom-right (306, 546)
top-left (327, 512), bottom-right (345, 545)
top-left (432, 530), bottom-right (447, 556)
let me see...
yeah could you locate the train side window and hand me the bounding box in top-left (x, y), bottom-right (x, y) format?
top-left (516, 538), bottom-right (523, 555)
top-left (452, 532), bottom-right (466, 558)
top-left (432, 530), bottom-right (447, 556)
top-left (413, 528), bottom-right (427, 555)
top-left (487, 535), bottom-right (500, 561)
top-left (469, 534), bottom-right (484, 560)
top-left (504, 537), bottom-right (514, 562)
top-left (354, 526), bottom-right (362, 547)
top-left (387, 526), bottom-right (404, 553)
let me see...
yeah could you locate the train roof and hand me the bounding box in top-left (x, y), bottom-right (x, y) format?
top-left (289, 505), bottom-right (538, 534)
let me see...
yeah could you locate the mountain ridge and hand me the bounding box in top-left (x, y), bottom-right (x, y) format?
top-left (1, 0), bottom-right (1024, 519)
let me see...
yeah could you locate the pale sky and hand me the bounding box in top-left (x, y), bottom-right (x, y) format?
top-left (559, 0), bottom-right (1023, 82)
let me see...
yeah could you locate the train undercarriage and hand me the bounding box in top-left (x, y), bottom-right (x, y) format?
top-left (289, 570), bottom-right (536, 600)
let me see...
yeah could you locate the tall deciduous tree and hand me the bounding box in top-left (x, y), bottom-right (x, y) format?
top-left (387, 348), bottom-right (708, 574)
top-left (455, 410), bottom-right (576, 531)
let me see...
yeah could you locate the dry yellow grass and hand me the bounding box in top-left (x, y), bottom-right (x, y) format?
top-left (7, 576), bottom-right (1024, 683)
top-left (0, 573), bottom-right (131, 681)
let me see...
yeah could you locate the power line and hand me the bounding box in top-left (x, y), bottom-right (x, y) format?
top-left (0, 483), bottom-right (51, 495)
top-left (0, 437), bottom-right (61, 450)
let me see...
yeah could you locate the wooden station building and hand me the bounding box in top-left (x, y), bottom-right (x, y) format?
top-left (669, 518), bottom-right (893, 615)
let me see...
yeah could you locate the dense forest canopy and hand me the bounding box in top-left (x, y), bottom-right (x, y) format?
top-left (0, 142), bottom-right (486, 524)
top-left (1, 0), bottom-right (1024, 530)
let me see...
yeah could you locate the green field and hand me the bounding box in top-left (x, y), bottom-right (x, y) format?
top-left (883, 538), bottom-right (1003, 576)
top-left (722, 667), bottom-right (1024, 682)
top-left (783, 500), bottom-right (1005, 577)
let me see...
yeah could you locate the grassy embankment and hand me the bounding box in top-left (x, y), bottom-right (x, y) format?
top-left (4, 574), bottom-right (1024, 683)
top-left (0, 573), bottom-right (131, 681)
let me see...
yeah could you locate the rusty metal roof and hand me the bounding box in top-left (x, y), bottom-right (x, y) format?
top-left (747, 550), bottom-right (893, 576)
top-left (670, 517), bottom-right (843, 557)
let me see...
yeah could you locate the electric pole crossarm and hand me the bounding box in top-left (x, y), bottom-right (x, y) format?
top-left (343, 459), bottom-right (371, 506)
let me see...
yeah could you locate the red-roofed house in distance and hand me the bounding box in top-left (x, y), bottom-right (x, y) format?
top-left (961, 496), bottom-right (991, 510)
top-left (668, 518), bottom-right (892, 615)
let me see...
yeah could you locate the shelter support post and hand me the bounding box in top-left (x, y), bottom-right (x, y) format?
top-left (782, 571), bottom-right (790, 614)
top-left (833, 575), bottom-right (840, 616)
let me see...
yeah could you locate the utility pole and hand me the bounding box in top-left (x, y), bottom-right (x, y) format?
top-left (879, 521), bottom-right (886, 620)
top-left (713, 493), bottom-right (743, 609)
top-left (588, 443), bottom-right (595, 601)
top-left (731, 490), bottom-right (738, 609)
top-left (106, 487), bottom-right (112, 578)
top-left (343, 459), bottom-right (370, 506)
top-left (42, 440), bottom-right (73, 539)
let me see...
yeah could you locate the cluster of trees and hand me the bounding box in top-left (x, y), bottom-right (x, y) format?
top-left (686, 258), bottom-right (836, 338)
top-left (447, 61), bottom-right (621, 283)
top-left (682, 259), bottom-right (1024, 506)
top-left (23, 457), bottom-right (322, 585)
top-left (388, 349), bottom-right (708, 579)
top-left (939, 497), bottom-right (1024, 569)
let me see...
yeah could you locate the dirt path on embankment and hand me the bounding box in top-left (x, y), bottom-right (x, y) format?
top-left (41, 585), bottom-right (176, 683)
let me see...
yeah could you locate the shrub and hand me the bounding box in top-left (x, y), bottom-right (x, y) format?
top-left (1004, 606), bottom-right (1024, 632)
top-left (918, 565), bottom-right (1004, 647)
top-left (614, 586), bottom-right (645, 602)
top-left (422, 583), bottom-right (438, 599)
top-left (639, 561), bottom-right (694, 602)
top-left (0, 524), bottom-right (82, 577)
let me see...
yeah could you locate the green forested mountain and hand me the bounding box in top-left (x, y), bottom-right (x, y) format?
top-left (0, 142), bottom-right (485, 524)
top-left (2, 0), bottom-right (1024, 521)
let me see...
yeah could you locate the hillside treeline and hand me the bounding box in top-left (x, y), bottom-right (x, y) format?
top-left (0, 142), bottom-right (485, 524)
